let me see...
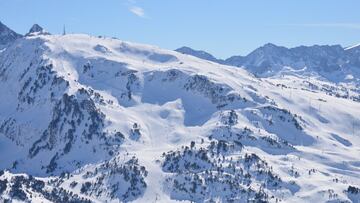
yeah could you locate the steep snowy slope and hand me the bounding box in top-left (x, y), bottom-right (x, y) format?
top-left (0, 21), bottom-right (22, 50)
top-left (0, 31), bottom-right (360, 202)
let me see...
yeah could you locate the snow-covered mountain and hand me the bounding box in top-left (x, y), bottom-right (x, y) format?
top-left (178, 43), bottom-right (360, 84)
top-left (0, 21), bottom-right (22, 49)
top-left (175, 46), bottom-right (223, 64)
top-left (25, 24), bottom-right (50, 37)
top-left (227, 43), bottom-right (360, 82)
top-left (1, 23), bottom-right (360, 203)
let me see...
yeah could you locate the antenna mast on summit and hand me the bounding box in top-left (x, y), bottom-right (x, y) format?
top-left (63, 25), bottom-right (66, 35)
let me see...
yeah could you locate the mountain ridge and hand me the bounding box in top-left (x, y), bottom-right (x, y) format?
top-left (175, 46), bottom-right (224, 64)
top-left (176, 43), bottom-right (360, 83)
top-left (0, 21), bottom-right (22, 49)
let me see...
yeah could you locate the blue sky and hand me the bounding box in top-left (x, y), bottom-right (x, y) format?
top-left (1, 0), bottom-right (360, 58)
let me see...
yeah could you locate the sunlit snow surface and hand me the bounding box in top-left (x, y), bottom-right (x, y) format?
top-left (0, 34), bottom-right (360, 202)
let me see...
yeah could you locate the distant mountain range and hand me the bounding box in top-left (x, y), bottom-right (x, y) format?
top-left (176, 43), bottom-right (360, 83)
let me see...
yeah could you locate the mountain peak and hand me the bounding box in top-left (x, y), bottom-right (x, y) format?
top-left (26, 24), bottom-right (49, 36)
top-left (175, 46), bottom-right (222, 63)
top-left (29, 24), bottom-right (43, 33)
top-left (262, 43), bottom-right (279, 48)
top-left (175, 46), bottom-right (196, 54)
top-left (0, 21), bottom-right (22, 47)
top-left (255, 43), bottom-right (288, 53)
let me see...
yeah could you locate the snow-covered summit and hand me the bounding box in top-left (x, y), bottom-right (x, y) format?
top-left (26, 24), bottom-right (50, 36)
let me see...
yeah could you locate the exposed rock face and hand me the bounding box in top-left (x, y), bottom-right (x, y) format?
top-left (26, 24), bottom-right (50, 36)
